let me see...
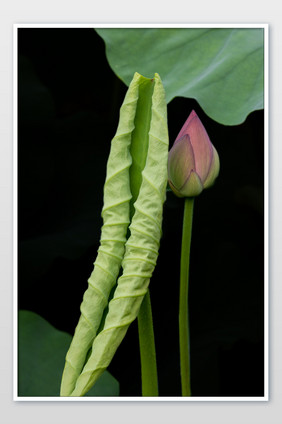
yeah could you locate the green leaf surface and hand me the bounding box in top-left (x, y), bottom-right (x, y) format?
top-left (96, 28), bottom-right (264, 125)
top-left (18, 310), bottom-right (119, 397)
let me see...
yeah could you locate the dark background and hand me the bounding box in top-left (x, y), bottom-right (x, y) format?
top-left (18, 28), bottom-right (264, 397)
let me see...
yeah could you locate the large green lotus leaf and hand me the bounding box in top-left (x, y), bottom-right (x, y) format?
top-left (96, 28), bottom-right (264, 125)
top-left (18, 310), bottom-right (119, 397)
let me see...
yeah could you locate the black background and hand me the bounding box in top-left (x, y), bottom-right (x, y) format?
top-left (18, 28), bottom-right (264, 397)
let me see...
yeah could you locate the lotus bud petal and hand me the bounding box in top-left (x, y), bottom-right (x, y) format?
top-left (168, 110), bottom-right (220, 198)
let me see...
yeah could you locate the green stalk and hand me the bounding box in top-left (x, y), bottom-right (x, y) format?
top-left (130, 77), bottom-right (159, 397)
top-left (137, 290), bottom-right (159, 396)
top-left (179, 197), bottom-right (194, 396)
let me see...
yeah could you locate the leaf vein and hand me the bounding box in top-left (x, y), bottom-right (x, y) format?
top-left (94, 262), bottom-right (116, 279)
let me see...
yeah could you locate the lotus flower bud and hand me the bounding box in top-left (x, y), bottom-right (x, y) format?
top-left (168, 110), bottom-right (220, 198)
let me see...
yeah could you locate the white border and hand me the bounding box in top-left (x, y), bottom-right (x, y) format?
top-left (15, 23), bottom-right (266, 28)
top-left (264, 25), bottom-right (269, 403)
top-left (13, 22), bottom-right (18, 404)
top-left (13, 23), bottom-right (269, 402)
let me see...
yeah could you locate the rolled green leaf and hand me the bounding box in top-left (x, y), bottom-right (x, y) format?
top-left (70, 73), bottom-right (169, 397)
top-left (60, 74), bottom-right (140, 396)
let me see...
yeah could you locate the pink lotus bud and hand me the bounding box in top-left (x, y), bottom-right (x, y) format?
top-left (168, 110), bottom-right (220, 197)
